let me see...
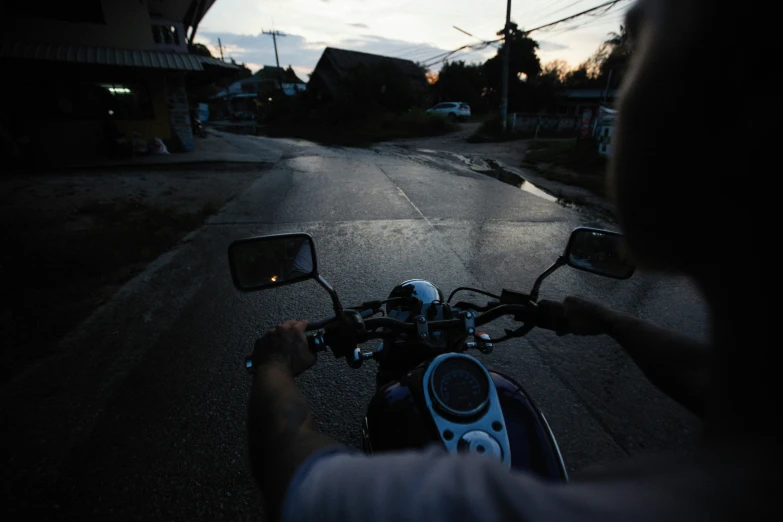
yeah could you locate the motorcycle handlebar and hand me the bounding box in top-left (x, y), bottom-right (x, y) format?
top-left (306, 301), bottom-right (569, 353)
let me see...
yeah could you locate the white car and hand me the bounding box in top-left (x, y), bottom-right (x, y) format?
top-left (426, 102), bottom-right (471, 121)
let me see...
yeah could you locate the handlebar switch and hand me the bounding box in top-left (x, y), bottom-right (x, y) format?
top-left (475, 332), bottom-right (493, 354)
top-left (348, 347), bottom-right (374, 369)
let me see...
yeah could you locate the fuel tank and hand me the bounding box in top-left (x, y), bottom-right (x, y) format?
top-left (363, 370), bottom-right (568, 481)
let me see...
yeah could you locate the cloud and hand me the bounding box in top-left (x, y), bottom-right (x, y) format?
top-left (537, 40), bottom-right (569, 52)
top-left (196, 30), bottom-right (452, 76)
top-left (347, 23), bottom-right (369, 29)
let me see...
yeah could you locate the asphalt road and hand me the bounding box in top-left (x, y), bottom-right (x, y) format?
top-left (2, 137), bottom-right (707, 520)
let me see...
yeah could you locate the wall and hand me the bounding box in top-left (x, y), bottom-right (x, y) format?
top-left (7, 0), bottom-right (184, 52)
top-left (115, 74), bottom-right (171, 141)
top-left (512, 114), bottom-right (578, 134)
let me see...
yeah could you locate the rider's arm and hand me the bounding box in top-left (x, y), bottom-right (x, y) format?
top-left (564, 296), bottom-right (710, 416)
top-left (282, 445), bottom-right (735, 522)
top-left (247, 321), bottom-right (340, 520)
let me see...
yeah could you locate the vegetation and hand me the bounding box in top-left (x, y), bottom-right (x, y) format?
top-left (267, 109), bottom-right (459, 146)
top-left (522, 139), bottom-right (608, 196)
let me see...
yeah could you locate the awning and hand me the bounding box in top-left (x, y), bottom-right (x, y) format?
top-left (0, 41), bottom-right (241, 72)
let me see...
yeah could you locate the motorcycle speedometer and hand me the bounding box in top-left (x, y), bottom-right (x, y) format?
top-left (429, 356), bottom-right (490, 417)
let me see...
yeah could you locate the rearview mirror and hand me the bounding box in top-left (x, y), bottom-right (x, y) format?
top-left (228, 233), bottom-right (317, 292)
top-left (564, 227), bottom-right (634, 279)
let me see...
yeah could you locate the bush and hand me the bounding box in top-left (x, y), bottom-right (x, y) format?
top-left (524, 138), bottom-right (605, 172)
top-left (522, 138), bottom-right (608, 196)
top-left (467, 114), bottom-right (532, 143)
top-left (266, 108), bottom-right (459, 146)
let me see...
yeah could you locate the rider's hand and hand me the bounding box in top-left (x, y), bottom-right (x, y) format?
top-left (563, 296), bottom-right (612, 336)
top-left (253, 320), bottom-right (316, 376)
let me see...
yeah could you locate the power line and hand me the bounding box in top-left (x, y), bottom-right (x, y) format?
top-left (525, 0), bottom-right (629, 34)
top-left (523, 0), bottom-right (591, 28)
top-left (420, 39), bottom-right (501, 68)
top-left (453, 26), bottom-right (501, 49)
top-left (546, 7), bottom-right (626, 37)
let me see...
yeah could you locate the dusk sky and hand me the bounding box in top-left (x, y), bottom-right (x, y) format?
top-left (194, 0), bottom-right (632, 78)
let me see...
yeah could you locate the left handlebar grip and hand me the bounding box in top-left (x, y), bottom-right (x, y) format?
top-left (307, 331), bottom-right (327, 353)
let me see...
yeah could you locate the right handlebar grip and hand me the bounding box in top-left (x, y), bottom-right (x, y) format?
top-left (307, 331), bottom-right (327, 353)
top-left (536, 300), bottom-right (570, 336)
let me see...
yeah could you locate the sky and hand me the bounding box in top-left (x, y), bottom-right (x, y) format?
top-left (194, 0), bottom-right (632, 78)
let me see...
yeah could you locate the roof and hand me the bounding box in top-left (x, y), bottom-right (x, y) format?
top-left (311, 47), bottom-right (426, 97)
top-left (247, 66), bottom-right (305, 84)
top-left (0, 41), bottom-right (241, 72)
top-left (564, 89), bottom-right (619, 99)
top-left (321, 47), bottom-right (424, 77)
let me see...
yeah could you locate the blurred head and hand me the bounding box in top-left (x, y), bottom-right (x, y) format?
top-left (609, 0), bottom-right (766, 285)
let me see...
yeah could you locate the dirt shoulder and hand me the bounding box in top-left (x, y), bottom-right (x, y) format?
top-left (0, 165), bottom-right (264, 382)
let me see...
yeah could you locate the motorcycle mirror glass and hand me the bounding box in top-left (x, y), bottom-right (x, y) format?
top-left (564, 228), bottom-right (635, 280)
top-left (228, 233), bottom-right (317, 292)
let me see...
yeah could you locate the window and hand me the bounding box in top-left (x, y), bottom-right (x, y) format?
top-left (459, 104), bottom-right (470, 110)
top-left (152, 24), bottom-right (181, 46)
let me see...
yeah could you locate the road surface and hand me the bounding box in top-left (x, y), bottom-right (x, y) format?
top-left (2, 137), bottom-right (707, 520)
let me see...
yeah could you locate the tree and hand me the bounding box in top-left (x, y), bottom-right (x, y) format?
top-left (229, 57), bottom-right (253, 79)
top-left (483, 22), bottom-right (542, 112)
top-left (431, 61), bottom-right (486, 112)
top-left (539, 60), bottom-right (569, 85)
top-left (598, 25), bottom-right (633, 89)
top-left (188, 42), bottom-right (214, 57)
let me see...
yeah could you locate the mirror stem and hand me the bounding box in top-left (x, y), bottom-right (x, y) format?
top-left (530, 257), bottom-right (565, 302)
top-left (316, 274), bottom-right (343, 314)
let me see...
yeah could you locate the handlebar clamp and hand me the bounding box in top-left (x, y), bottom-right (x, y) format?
top-left (462, 311), bottom-right (476, 335)
top-left (415, 315), bottom-right (429, 341)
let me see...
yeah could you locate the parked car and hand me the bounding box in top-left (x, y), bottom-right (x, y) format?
top-left (425, 102), bottom-right (471, 121)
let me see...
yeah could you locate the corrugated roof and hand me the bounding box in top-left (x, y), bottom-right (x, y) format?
top-left (310, 47), bottom-right (427, 98)
top-left (322, 48), bottom-right (424, 78)
top-left (0, 41), bottom-right (241, 71)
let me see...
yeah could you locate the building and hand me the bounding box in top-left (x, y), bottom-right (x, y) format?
top-left (556, 89), bottom-right (619, 118)
top-left (208, 65), bottom-right (306, 121)
top-left (1, 0), bottom-right (240, 165)
top-left (308, 47), bottom-right (428, 106)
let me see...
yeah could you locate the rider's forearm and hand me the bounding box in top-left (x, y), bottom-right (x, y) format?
top-left (247, 363), bottom-right (339, 518)
top-left (601, 310), bottom-right (711, 416)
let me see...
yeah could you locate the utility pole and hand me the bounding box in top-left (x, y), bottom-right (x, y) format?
top-left (602, 68), bottom-right (614, 103)
top-left (500, 0), bottom-right (512, 132)
top-left (263, 30), bottom-right (287, 91)
top-left (218, 37), bottom-right (225, 61)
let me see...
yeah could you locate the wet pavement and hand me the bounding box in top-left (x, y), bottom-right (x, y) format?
top-left (2, 137), bottom-right (707, 520)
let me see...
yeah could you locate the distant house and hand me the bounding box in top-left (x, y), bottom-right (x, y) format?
top-left (1, 0), bottom-right (240, 164)
top-left (212, 65), bottom-right (306, 99)
top-left (308, 47), bottom-right (428, 105)
top-left (556, 89), bottom-right (619, 117)
top-left (208, 65), bottom-right (306, 121)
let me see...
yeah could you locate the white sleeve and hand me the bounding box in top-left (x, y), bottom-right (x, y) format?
top-left (281, 446), bottom-right (720, 522)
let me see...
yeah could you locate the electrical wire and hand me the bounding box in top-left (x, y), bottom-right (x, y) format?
top-left (420, 38), bottom-right (502, 68)
top-left (523, 0), bottom-right (592, 29)
top-left (525, 0), bottom-right (630, 34)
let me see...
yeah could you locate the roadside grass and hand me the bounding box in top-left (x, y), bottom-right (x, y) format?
top-left (522, 138), bottom-right (608, 197)
top-left (467, 117), bottom-right (532, 143)
top-left (1, 199), bottom-right (220, 382)
top-left (266, 109), bottom-right (460, 146)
